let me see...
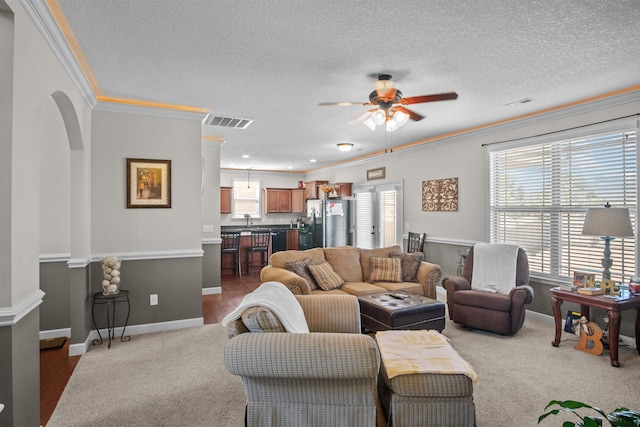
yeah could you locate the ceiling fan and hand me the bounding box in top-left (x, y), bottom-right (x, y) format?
top-left (319, 74), bottom-right (458, 131)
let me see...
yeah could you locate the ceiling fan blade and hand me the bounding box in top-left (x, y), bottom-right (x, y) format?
top-left (395, 106), bottom-right (424, 121)
top-left (399, 92), bottom-right (458, 105)
top-left (319, 101), bottom-right (369, 107)
top-left (346, 109), bottom-right (377, 125)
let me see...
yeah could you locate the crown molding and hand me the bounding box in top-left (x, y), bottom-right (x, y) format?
top-left (94, 100), bottom-right (208, 121)
top-left (21, 0), bottom-right (97, 108)
top-left (202, 135), bottom-right (225, 146)
top-left (0, 289), bottom-right (46, 326)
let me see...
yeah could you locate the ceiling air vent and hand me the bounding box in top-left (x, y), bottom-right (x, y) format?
top-left (203, 114), bottom-right (253, 129)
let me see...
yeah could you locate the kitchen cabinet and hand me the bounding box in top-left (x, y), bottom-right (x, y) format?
top-left (291, 189), bottom-right (305, 213)
top-left (264, 188), bottom-right (292, 213)
top-left (220, 187), bottom-right (232, 214)
top-left (335, 182), bottom-right (352, 197)
top-left (304, 180), bottom-right (329, 199)
top-left (286, 229), bottom-right (299, 250)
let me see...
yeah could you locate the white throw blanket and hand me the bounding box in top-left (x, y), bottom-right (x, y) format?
top-left (221, 281), bottom-right (309, 333)
top-left (471, 243), bottom-right (519, 294)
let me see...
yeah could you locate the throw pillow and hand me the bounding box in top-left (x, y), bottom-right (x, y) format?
top-left (390, 252), bottom-right (424, 282)
top-left (284, 257), bottom-right (318, 290)
top-left (359, 245), bottom-right (404, 282)
top-left (324, 247), bottom-right (363, 282)
top-left (306, 262), bottom-right (345, 291)
top-left (369, 256), bottom-right (402, 283)
top-left (241, 306), bottom-right (286, 333)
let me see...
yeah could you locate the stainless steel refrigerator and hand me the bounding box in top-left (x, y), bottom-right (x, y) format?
top-left (323, 199), bottom-right (350, 247)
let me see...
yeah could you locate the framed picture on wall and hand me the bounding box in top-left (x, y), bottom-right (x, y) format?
top-left (126, 158), bottom-right (171, 208)
top-left (367, 167), bottom-right (385, 180)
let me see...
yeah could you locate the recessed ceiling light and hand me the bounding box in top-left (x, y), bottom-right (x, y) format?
top-left (337, 143), bottom-right (354, 152)
top-left (242, 154), bottom-right (250, 159)
top-left (310, 159), bottom-right (317, 163)
top-left (287, 166), bottom-right (293, 170)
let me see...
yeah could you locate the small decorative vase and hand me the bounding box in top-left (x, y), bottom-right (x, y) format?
top-left (101, 256), bottom-right (122, 295)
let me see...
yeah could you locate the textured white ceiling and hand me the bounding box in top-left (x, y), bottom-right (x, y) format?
top-left (54, 0), bottom-right (640, 171)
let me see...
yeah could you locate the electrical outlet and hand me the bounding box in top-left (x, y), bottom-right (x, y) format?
top-left (202, 224), bottom-right (214, 233)
top-left (150, 294), bottom-right (158, 306)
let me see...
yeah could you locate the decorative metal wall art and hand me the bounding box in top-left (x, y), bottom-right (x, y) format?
top-left (422, 177), bottom-right (458, 212)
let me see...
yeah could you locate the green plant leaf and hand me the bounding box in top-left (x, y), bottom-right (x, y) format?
top-left (540, 409), bottom-right (563, 423)
top-left (583, 417), bottom-right (604, 427)
top-left (540, 400), bottom-right (640, 427)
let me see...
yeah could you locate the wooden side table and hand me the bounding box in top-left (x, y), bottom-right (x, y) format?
top-left (551, 286), bottom-right (640, 367)
top-left (91, 290), bottom-right (131, 349)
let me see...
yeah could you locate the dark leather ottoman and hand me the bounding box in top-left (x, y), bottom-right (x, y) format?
top-left (358, 292), bottom-right (445, 332)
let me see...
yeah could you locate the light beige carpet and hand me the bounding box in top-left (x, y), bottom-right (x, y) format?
top-left (48, 316), bottom-right (640, 426)
top-left (47, 323), bottom-right (245, 426)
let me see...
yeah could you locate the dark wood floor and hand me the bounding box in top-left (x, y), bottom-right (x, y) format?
top-left (40, 274), bottom-right (261, 426)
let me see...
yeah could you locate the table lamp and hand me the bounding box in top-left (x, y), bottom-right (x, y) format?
top-left (582, 202), bottom-right (634, 280)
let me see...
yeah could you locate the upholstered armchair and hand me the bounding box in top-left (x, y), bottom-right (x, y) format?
top-left (442, 244), bottom-right (534, 335)
top-left (224, 294), bottom-right (381, 427)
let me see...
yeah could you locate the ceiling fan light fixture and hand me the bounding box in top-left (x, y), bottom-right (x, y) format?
top-left (393, 110), bottom-right (409, 126)
top-left (371, 109), bottom-right (386, 125)
top-left (337, 143), bottom-right (354, 152)
top-left (386, 110), bottom-right (409, 132)
top-left (363, 117), bottom-right (377, 131)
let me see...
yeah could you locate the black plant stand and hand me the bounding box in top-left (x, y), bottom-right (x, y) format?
top-left (91, 289), bottom-right (131, 349)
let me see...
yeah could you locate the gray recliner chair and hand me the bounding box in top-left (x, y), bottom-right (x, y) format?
top-left (442, 245), bottom-right (534, 335)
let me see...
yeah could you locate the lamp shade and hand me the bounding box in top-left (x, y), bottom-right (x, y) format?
top-left (582, 206), bottom-right (633, 237)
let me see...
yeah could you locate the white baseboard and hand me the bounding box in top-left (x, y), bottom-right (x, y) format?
top-left (67, 317), bottom-right (204, 356)
top-left (69, 337), bottom-right (91, 356)
top-left (39, 328), bottom-right (71, 340)
top-left (202, 287), bottom-right (222, 295)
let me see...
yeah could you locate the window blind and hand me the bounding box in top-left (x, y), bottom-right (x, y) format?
top-left (354, 181), bottom-right (404, 249)
top-left (489, 128), bottom-right (637, 283)
top-left (233, 179), bottom-right (261, 218)
top-left (354, 188), bottom-right (374, 249)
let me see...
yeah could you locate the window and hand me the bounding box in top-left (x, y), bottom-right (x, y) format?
top-left (354, 181), bottom-right (403, 249)
top-left (232, 178), bottom-right (261, 219)
top-left (488, 122), bottom-right (637, 283)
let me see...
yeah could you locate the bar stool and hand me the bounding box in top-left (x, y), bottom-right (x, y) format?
top-left (246, 229), bottom-right (271, 275)
top-left (221, 230), bottom-right (242, 276)
top-left (407, 232), bottom-right (426, 253)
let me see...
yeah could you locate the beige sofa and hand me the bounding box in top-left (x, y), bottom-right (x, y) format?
top-left (260, 245), bottom-right (442, 299)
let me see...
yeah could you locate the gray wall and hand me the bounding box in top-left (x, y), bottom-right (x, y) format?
top-left (39, 262), bottom-right (71, 331)
top-left (89, 257), bottom-right (203, 327)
